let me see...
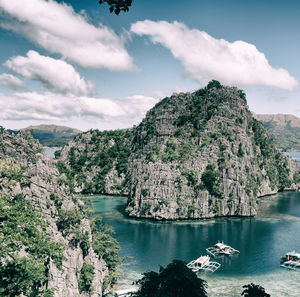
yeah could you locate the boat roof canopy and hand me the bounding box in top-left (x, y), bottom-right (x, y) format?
top-left (286, 251), bottom-right (300, 258)
top-left (215, 243), bottom-right (227, 249)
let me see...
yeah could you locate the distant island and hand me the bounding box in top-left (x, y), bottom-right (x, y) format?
top-left (8, 124), bottom-right (81, 147)
top-left (254, 114), bottom-right (300, 152)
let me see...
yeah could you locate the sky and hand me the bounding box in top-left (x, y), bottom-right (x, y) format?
top-left (0, 0), bottom-right (300, 131)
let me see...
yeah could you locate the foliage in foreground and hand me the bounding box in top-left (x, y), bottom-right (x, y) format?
top-left (131, 259), bottom-right (272, 297)
top-left (98, 0), bottom-right (133, 15)
top-left (132, 260), bottom-right (208, 297)
top-left (242, 283), bottom-right (271, 297)
top-left (0, 194), bottom-right (64, 297)
top-left (90, 215), bottom-right (123, 289)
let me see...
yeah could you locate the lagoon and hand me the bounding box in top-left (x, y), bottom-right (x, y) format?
top-left (91, 192), bottom-right (300, 297)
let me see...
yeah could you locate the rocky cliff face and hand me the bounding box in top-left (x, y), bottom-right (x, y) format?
top-left (0, 129), bottom-right (108, 296)
top-left (56, 129), bottom-right (133, 195)
top-left (126, 82), bottom-right (300, 220)
top-left (56, 82), bottom-right (300, 221)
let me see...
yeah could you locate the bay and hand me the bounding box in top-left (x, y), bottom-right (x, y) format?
top-left (90, 192), bottom-right (300, 296)
top-left (88, 152), bottom-right (300, 296)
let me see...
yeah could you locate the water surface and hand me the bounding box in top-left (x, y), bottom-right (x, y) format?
top-left (43, 147), bottom-right (59, 158)
top-left (91, 192), bottom-right (300, 296)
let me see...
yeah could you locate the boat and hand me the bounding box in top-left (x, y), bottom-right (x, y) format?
top-left (280, 251), bottom-right (300, 270)
top-left (206, 242), bottom-right (240, 257)
top-left (187, 255), bottom-right (221, 272)
top-left (104, 288), bottom-right (138, 297)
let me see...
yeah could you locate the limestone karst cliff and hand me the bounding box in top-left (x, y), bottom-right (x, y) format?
top-left (56, 129), bottom-right (133, 195)
top-left (126, 82), bottom-right (299, 219)
top-left (0, 128), bottom-right (116, 296)
top-left (57, 81), bottom-right (300, 221)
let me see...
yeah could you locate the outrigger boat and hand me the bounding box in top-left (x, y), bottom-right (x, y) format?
top-left (280, 251), bottom-right (300, 270)
top-left (206, 242), bottom-right (240, 257)
top-left (187, 255), bottom-right (221, 273)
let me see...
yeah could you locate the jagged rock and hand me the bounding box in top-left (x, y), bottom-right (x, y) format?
top-left (57, 129), bottom-right (133, 195)
top-left (0, 130), bottom-right (107, 296)
top-left (126, 83), bottom-right (300, 220)
top-left (56, 82), bottom-right (300, 221)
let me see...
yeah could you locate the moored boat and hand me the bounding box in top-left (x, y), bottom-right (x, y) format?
top-left (187, 255), bottom-right (221, 272)
top-left (206, 242), bottom-right (240, 257)
top-left (280, 251), bottom-right (300, 270)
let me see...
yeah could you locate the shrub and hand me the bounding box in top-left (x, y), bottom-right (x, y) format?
top-left (141, 188), bottom-right (150, 197)
top-left (78, 263), bottom-right (94, 293)
top-left (201, 164), bottom-right (223, 198)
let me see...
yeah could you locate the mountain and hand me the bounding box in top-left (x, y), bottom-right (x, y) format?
top-left (254, 114), bottom-right (300, 151)
top-left (9, 124), bottom-right (81, 147)
top-left (56, 81), bottom-right (300, 221)
top-left (0, 128), bottom-right (119, 296)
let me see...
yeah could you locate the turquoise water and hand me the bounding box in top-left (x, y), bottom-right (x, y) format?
top-left (91, 192), bottom-right (300, 296)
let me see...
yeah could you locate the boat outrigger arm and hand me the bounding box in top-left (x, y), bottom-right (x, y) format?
top-left (280, 261), bottom-right (300, 270)
top-left (187, 256), bottom-right (221, 273)
top-left (206, 242), bottom-right (240, 257)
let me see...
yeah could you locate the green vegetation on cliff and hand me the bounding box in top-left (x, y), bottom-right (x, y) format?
top-left (0, 128), bottom-right (122, 295)
top-left (56, 128), bottom-right (133, 195)
top-left (0, 194), bottom-right (64, 297)
top-left (125, 81), bottom-right (299, 220)
top-left (56, 82), bottom-right (299, 221)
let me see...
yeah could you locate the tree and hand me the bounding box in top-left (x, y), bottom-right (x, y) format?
top-left (132, 260), bottom-right (208, 297)
top-left (98, 0), bottom-right (133, 15)
top-left (0, 194), bottom-right (64, 297)
top-left (242, 283), bottom-right (271, 297)
top-left (206, 80), bottom-right (222, 89)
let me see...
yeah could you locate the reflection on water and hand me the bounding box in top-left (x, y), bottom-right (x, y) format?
top-left (91, 192), bottom-right (300, 296)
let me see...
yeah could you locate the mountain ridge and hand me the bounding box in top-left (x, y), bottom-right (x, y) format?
top-left (8, 124), bottom-right (81, 147)
top-left (254, 113), bottom-right (300, 151)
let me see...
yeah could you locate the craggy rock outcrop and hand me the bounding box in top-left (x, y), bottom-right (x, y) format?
top-left (56, 129), bottom-right (133, 195)
top-left (126, 82), bottom-right (300, 220)
top-left (0, 129), bottom-right (108, 296)
top-left (57, 82), bottom-right (300, 221)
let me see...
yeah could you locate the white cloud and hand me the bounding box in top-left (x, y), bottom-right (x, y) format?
top-left (0, 73), bottom-right (25, 90)
top-left (0, 0), bottom-right (136, 71)
top-left (0, 91), bottom-right (158, 123)
top-left (131, 20), bottom-right (298, 91)
top-left (5, 50), bottom-right (94, 95)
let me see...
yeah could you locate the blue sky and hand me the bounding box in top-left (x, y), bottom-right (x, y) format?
top-left (0, 0), bottom-right (300, 131)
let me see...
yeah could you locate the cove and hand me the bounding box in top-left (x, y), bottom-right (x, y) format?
top-left (89, 191), bottom-right (300, 297)
top-left (86, 152), bottom-right (300, 296)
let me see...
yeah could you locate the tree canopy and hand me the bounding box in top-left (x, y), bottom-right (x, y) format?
top-left (132, 259), bottom-right (208, 297)
top-left (242, 283), bottom-right (271, 297)
top-left (0, 194), bottom-right (64, 297)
